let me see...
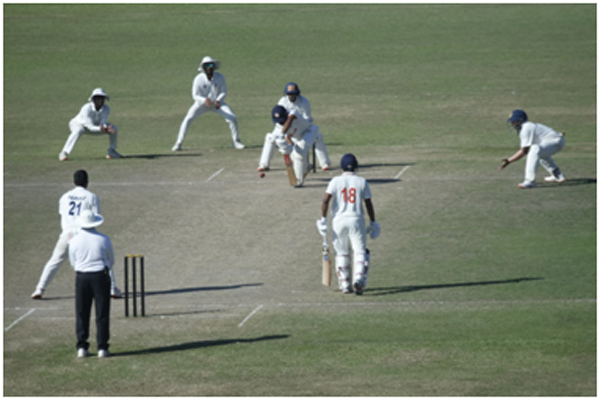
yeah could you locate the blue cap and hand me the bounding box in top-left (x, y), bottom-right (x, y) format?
top-left (284, 82), bottom-right (300, 96)
top-left (340, 154), bottom-right (358, 172)
top-left (272, 105), bottom-right (288, 124)
top-left (507, 109), bottom-right (528, 123)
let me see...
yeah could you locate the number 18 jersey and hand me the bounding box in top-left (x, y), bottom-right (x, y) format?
top-left (326, 172), bottom-right (372, 219)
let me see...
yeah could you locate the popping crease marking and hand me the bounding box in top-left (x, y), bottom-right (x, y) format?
top-left (4, 308), bottom-right (35, 332)
top-left (238, 304), bottom-right (264, 327)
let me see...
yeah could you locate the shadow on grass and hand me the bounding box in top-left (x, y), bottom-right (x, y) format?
top-left (40, 283), bottom-right (263, 301)
top-left (122, 152), bottom-right (202, 159)
top-left (535, 178), bottom-right (596, 188)
top-left (145, 283), bottom-right (263, 297)
top-left (113, 335), bottom-right (290, 357)
top-left (365, 277), bottom-right (543, 296)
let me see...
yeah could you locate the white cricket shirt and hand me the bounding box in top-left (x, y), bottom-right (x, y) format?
top-left (519, 121), bottom-right (563, 149)
top-left (191, 72), bottom-right (227, 103)
top-left (326, 172), bottom-right (372, 219)
top-left (71, 102), bottom-right (110, 132)
top-left (69, 228), bottom-right (114, 273)
top-left (58, 186), bottom-right (100, 231)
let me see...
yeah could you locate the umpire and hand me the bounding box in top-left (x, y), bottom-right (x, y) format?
top-left (69, 209), bottom-right (114, 358)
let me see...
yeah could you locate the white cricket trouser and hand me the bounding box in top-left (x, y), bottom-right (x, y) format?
top-left (175, 101), bottom-right (239, 146)
top-left (258, 132), bottom-right (291, 169)
top-left (332, 216), bottom-right (368, 290)
top-left (36, 229), bottom-right (118, 292)
top-left (62, 120), bottom-right (118, 155)
top-left (291, 129), bottom-right (316, 185)
top-left (524, 135), bottom-right (565, 182)
top-left (311, 125), bottom-right (331, 169)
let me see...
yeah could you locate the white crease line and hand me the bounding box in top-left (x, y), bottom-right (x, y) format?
top-left (394, 166), bottom-right (411, 180)
top-left (205, 168), bottom-right (225, 183)
top-left (238, 304), bottom-right (263, 327)
top-left (5, 308), bottom-right (35, 332)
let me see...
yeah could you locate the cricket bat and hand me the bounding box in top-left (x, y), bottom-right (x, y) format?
top-left (322, 238), bottom-right (332, 286)
top-left (283, 154), bottom-right (296, 186)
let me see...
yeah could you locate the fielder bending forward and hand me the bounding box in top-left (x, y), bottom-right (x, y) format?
top-left (499, 109), bottom-right (567, 188)
top-left (317, 154), bottom-right (380, 295)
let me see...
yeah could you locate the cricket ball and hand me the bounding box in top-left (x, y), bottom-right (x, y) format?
top-left (260, 173), bottom-right (265, 178)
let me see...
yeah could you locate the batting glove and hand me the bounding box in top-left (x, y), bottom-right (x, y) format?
top-left (316, 217), bottom-right (328, 237)
top-left (367, 222), bottom-right (381, 239)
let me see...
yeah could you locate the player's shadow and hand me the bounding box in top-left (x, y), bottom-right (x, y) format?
top-left (365, 277), bottom-right (543, 296)
top-left (145, 283), bottom-right (263, 297)
top-left (534, 178), bottom-right (596, 188)
top-left (122, 152), bottom-right (202, 159)
top-left (113, 335), bottom-right (290, 357)
top-left (359, 162), bottom-right (416, 170)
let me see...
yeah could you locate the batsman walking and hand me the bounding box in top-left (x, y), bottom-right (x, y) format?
top-left (317, 154), bottom-right (380, 295)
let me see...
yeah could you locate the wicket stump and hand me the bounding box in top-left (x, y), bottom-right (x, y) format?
top-left (124, 254), bottom-right (145, 317)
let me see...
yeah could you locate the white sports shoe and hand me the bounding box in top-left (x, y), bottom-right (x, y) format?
top-left (172, 143), bottom-right (182, 152)
top-left (518, 181), bottom-right (536, 189)
top-left (233, 140), bottom-right (245, 150)
top-left (59, 152), bottom-right (68, 161)
top-left (77, 348), bottom-right (90, 358)
top-left (106, 149), bottom-right (122, 159)
top-left (257, 166), bottom-right (269, 172)
top-left (111, 287), bottom-right (123, 299)
top-left (98, 350), bottom-right (111, 358)
top-left (31, 287), bottom-right (44, 299)
top-left (544, 173), bottom-right (567, 183)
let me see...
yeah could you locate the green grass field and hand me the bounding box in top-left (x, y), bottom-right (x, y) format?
top-left (3, 4), bottom-right (596, 396)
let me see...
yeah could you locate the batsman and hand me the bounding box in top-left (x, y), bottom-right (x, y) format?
top-left (317, 154), bottom-right (380, 295)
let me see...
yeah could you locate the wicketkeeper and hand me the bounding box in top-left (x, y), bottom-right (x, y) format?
top-left (317, 154), bottom-right (380, 295)
top-left (276, 82), bottom-right (331, 173)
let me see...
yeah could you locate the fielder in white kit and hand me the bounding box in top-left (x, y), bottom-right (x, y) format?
top-left (317, 154), bottom-right (380, 295)
top-left (172, 56), bottom-right (245, 151)
top-left (499, 109), bottom-right (567, 188)
top-left (59, 88), bottom-right (121, 161)
top-left (258, 82), bottom-right (330, 176)
top-left (32, 170), bottom-right (122, 299)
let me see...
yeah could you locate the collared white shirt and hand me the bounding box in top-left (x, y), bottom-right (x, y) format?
top-left (58, 186), bottom-right (100, 232)
top-left (71, 102), bottom-right (110, 132)
top-left (69, 228), bottom-right (114, 273)
top-left (277, 95), bottom-right (314, 125)
top-left (191, 72), bottom-right (227, 103)
top-left (519, 121), bottom-right (563, 148)
top-left (326, 172), bottom-right (372, 219)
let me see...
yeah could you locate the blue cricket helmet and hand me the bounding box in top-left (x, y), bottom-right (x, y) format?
top-left (271, 105), bottom-right (288, 124)
top-left (284, 82), bottom-right (301, 96)
top-left (340, 154), bottom-right (358, 172)
top-left (507, 109), bottom-right (528, 123)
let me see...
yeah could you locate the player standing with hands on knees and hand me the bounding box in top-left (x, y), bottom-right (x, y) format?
top-left (317, 154), bottom-right (380, 295)
top-left (172, 56), bottom-right (245, 151)
top-left (499, 109), bottom-right (566, 188)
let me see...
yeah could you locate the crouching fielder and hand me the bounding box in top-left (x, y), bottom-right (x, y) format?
top-left (317, 154), bottom-right (380, 295)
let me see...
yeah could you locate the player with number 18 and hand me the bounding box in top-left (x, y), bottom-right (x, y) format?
top-left (316, 154), bottom-right (380, 295)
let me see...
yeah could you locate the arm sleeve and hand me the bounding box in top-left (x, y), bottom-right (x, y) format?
top-left (191, 74), bottom-right (207, 103)
top-left (519, 124), bottom-right (534, 148)
top-left (216, 74), bottom-right (227, 102)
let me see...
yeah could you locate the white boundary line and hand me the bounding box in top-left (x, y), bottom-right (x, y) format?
top-left (394, 165), bottom-right (411, 180)
top-left (238, 304), bottom-right (263, 327)
top-left (204, 168), bottom-right (225, 183)
top-left (5, 308), bottom-right (35, 332)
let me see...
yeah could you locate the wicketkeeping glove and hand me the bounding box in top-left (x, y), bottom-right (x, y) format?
top-left (366, 221), bottom-right (381, 239)
top-left (316, 217), bottom-right (328, 237)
